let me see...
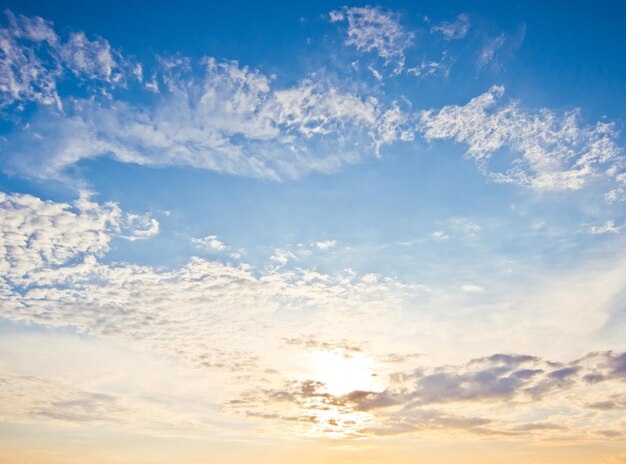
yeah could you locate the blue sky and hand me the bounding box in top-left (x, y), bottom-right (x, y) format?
top-left (0, 2), bottom-right (625, 463)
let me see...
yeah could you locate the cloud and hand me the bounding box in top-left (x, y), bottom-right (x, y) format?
top-left (0, 191), bottom-right (156, 283)
top-left (420, 86), bottom-right (624, 194)
top-left (477, 24), bottom-right (526, 72)
top-left (315, 240), bottom-right (337, 250)
top-left (406, 55), bottom-right (453, 79)
top-left (4, 57), bottom-right (413, 182)
top-left (0, 10), bottom-right (137, 110)
top-left (1, 191), bottom-right (626, 441)
top-left (270, 248), bottom-right (296, 267)
top-left (120, 213), bottom-right (159, 241)
top-left (431, 14), bottom-right (470, 40)
top-left (284, 335), bottom-right (362, 354)
top-left (585, 391), bottom-right (626, 411)
top-left (431, 231), bottom-right (449, 240)
top-left (58, 31), bottom-right (122, 83)
top-left (330, 6), bottom-right (414, 74)
top-left (192, 234), bottom-right (243, 259)
top-left (477, 34), bottom-right (506, 70)
top-left (0, 191), bottom-right (421, 377)
top-left (192, 235), bottom-right (226, 252)
top-left (590, 220), bottom-right (620, 235)
top-left (0, 369), bottom-right (206, 430)
top-left (232, 350), bottom-right (626, 438)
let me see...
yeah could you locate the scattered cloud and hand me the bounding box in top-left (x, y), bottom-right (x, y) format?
top-left (590, 220), bottom-right (620, 235)
top-left (0, 3), bottom-right (625, 457)
top-left (420, 86), bottom-right (624, 194)
top-left (0, 10), bottom-right (137, 110)
top-left (4, 57), bottom-right (413, 182)
top-left (232, 350), bottom-right (626, 438)
top-left (0, 191), bottom-right (156, 283)
top-left (406, 54), bottom-right (453, 79)
top-left (1, 191), bottom-right (626, 442)
top-left (431, 14), bottom-right (470, 40)
top-left (330, 6), bottom-right (414, 74)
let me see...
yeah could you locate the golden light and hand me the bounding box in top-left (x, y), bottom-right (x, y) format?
top-left (311, 351), bottom-right (384, 396)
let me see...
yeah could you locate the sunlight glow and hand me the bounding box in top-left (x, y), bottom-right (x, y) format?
top-left (311, 351), bottom-right (383, 396)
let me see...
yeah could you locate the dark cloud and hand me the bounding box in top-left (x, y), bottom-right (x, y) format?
top-left (232, 350), bottom-right (626, 438)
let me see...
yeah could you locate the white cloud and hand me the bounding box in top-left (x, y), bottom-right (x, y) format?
top-left (590, 220), bottom-right (620, 235)
top-left (431, 231), bottom-right (449, 240)
top-left (330, 6), bottom-right (414, 74)
top-left (431, 14), bottom-right (470, 40)
top-left (268, 78), bottom-right (378, 137)
top-left (192, 235), bottom-right (245, 259)
top-left (0, 192), bottom-right (423, 377)
top-left (120, 213), bottom-right (159, 241)
top-left (59, 32), bottom-right (122, 83)
top-left (0, 191), bottom-right (157, 283)
top-left (0, 10), bottom-right (136, 110)
top-left (407, 58), bottom-right (451, 79)
top-left (0, 11), bottom-right (62, 108)
top-left (6, 58), bottom-right (413, 181)
top-left (420, 86), bottom-right (624, 193)
top-left (192, 235), bottom-right (226, 252)
top-left (367, 65), bottom-right (383, 80)
top-left (270, 248), bottom-right (295, 266)
top-left (315, 240), bottom-right (337, 250)
top-left (1, 191), bottom-right (626, 441)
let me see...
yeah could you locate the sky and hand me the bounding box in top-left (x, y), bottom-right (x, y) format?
top-left (0, 1), bottom-right (625, 463)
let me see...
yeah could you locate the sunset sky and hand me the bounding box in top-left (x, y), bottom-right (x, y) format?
top-left (0, 1), bottom-right (625, 463)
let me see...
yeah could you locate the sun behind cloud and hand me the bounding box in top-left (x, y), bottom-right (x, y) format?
top-left (311, 351), bottom-right (383, 396)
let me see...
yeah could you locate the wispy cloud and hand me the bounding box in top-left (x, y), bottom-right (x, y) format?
top-left (420, 86), bottom-right (624, 194)
top-left (192, 234), bottom-right (243, 259)
top-left (330, 6), bottom-right (414, 74)
top-left (0, 10), bottom-right (137, 110)
top-left (477, 24), bottom-right (526, 72)
top-left (590, 220), bottom-right (621, 235)
top-left (4, 57), bottom-right (413, 182)
top-left (431, 14), bottom-right (470, 40)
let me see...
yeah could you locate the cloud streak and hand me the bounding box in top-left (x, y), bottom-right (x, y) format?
top-left (420, 86), bottom-right (624, 193)
top-left (4, 56), bottom-right (413, 181)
